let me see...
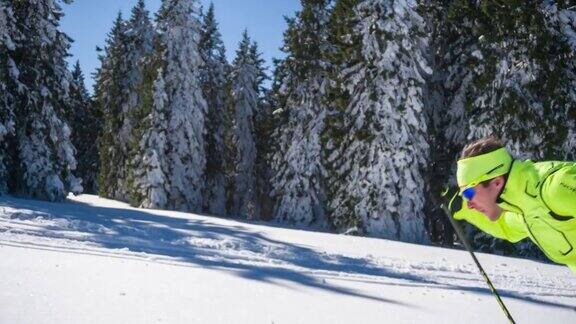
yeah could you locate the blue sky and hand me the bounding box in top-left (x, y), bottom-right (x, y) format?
top-left (60, 0), bottom-right (301, 92)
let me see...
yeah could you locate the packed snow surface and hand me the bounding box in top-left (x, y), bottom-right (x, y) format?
top-left (1, 194), bottom-right (575, 323)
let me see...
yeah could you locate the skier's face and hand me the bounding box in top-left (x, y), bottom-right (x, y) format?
top-left (465, 176), bottom-right (505, 221)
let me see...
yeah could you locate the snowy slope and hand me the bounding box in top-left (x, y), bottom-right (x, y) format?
top-left (1, 194), bottom-right (575, 324)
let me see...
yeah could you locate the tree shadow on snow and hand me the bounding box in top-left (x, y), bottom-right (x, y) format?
top-left (0, 195), bottom-right (574, 311)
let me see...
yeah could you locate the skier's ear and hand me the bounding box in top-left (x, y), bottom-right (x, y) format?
top-left (491, 176), bottom-right (506, 190)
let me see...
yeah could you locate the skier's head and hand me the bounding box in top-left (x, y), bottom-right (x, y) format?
top-left (457, 136), bottom-right (512, 220)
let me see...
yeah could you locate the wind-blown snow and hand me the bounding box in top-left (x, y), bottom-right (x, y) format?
top-left (1, 194), bottom-right (575, 323)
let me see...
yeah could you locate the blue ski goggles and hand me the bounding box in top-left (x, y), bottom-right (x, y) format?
top-left (458, 166), bottom-right (503, 201)
top-left (461, 187), bottom-right (476, 201)
top-left (459, 175), bottom-right (486, 201)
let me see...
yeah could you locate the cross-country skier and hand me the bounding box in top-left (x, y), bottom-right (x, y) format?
top-left (447, 135), bottom-right (576, 272)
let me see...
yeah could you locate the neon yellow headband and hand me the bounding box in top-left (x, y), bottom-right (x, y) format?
top-left (456, 147), bottom-right (512, 190)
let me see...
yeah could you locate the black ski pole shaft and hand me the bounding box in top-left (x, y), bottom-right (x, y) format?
top-left (439, 203), bottom-right (516, 324)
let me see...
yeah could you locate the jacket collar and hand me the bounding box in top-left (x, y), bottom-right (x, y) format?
top-left (497, 159), bottom-right (540, 213)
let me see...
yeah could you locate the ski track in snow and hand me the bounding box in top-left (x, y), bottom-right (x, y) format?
top-left (1, 194), bottom-right (576, 310)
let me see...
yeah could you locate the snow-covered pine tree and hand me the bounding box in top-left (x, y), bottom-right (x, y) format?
top-left (130, 64), bottom-right (170, 209)
top-left (249, 41), bottom-right (275, 220)
top-left (325, 0), bottom-right (431, 243)
top-left (467, 2), bottom-right (556, 159)
top-left (8, 0), bottom-right (82, 201)
top-left (0, 0), bottom-right (18, 194)
top-left (541, 2), bottom-right (576, 160)
top-left (420, 0), bottom-right (466, 245)
top-left (322, 0), bottom-right (361, 233)
top-left (229, 30), bottom-right (259, 219)
top-left (124, 14), bottom-right (171, 209)
top-left (269, 0), bottom-right (332, 227)
top-left (68, 61), bottom-right (100, 194)
top-left (95, 13), bottom-right (131, 200)
top-left (323, 4), bottom-right (356, 142)
top-left (156, 0), bottom-right (207, 212)
top-left (120, 0), bottom-right (169, 208)
top-left (439, 1), bottom-right (574, 160)
top-left (249, 42), bottom-right (268, 105)
top-left (120, 0), bottom-right (154, 158)
top-left (199, 3), bottom-right (227, 216)
top-left (97, 1), bottom-right (155, 202)
top-left (428, 1), bottom-right (479, 155)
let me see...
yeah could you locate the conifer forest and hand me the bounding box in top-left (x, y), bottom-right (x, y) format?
top-left (1, 0), bottom-right (575, 259)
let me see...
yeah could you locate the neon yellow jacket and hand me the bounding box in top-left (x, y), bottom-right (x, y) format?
top-left (454, 160), bottom-right (576, 272)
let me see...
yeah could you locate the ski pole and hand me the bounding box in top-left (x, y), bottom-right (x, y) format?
top-left (438, 201), bottom-right (516, 324)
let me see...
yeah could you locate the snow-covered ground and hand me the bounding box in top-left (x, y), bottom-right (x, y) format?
top-left (1, 194), bottom-right (575, 324)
